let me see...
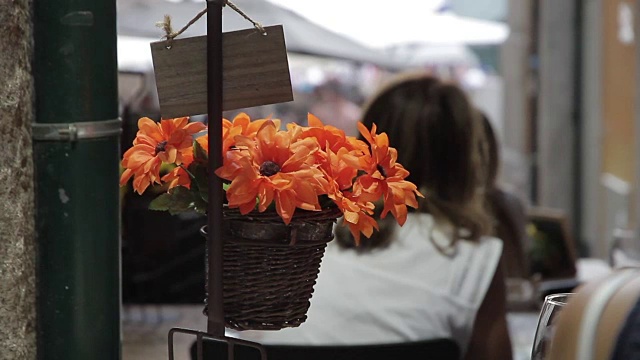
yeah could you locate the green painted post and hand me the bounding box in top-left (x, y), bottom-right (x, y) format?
top-left (33, 0), bottom-right (121, 359)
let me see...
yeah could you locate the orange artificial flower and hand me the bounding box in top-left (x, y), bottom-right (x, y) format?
top-left (288, 114), bottom-right (368, 187)
top-left (120, 112), bottom-right (423, 242)
top-left (321, 146), bottom-right (360, 193)
top-left (197, 113), bottom-right (283, 179)
top-left (290, 113), bottom-right (367, 154)
top-left (354, 122), bottom-right (423, 225)
top-left (197, 113), bottom-right (282, 156)
top-left (221, 113), bottom-right (278, 153)
top-left (161, 147), bottom-right (194, 189)
top-left (339, 197), bottom-right (378, 245)
top-left (120, 117), bottom-right (205, 194)
top-left (215, 120), bottom-right (327, 223)
top-left (321, 146), bottom-right (377, 243)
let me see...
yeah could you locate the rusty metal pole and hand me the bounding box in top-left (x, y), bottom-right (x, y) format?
top-left (206, 0), bottom-right (225, 337)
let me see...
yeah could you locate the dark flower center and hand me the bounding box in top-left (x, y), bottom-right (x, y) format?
top-left (260, 161), bottom-right (281, 177)
top-left (377, 164), bottom-right (387, 178)
top-left (155, 141), bottom-right (168, 155)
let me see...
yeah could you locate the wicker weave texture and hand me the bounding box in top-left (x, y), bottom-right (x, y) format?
top-left (204, 207), bottom-right (340, 331)
top-left (221, 241), bottom-right (328, 330)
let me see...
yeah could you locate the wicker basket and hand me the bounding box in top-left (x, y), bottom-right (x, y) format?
top-left (202, 206), bottom-right (342, 331)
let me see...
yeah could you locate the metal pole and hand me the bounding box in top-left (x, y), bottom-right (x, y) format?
top-left (206, 0), bottom-right (226, 336)
top-left (33, 0), bottom-right (121, 359)
top-left (572, 0), bottom-right (584, 254)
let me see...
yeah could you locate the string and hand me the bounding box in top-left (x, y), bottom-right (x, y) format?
top-left (156, 0), bottom-right (266, 49)
top-left (225, 0), bottom-right (266, 35)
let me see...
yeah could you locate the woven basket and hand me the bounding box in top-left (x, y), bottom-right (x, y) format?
top-left (202, 206), bottom-right (342, 331)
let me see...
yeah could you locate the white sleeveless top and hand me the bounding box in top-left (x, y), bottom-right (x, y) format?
top-left (228, 213), bottom-right (503, 352)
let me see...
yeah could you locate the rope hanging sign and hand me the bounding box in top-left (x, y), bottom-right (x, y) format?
top-left (150, 4), bottom-right (293, 118)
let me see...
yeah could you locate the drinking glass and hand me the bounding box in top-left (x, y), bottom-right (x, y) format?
top-left (531, 293), bottom-right (572, 360)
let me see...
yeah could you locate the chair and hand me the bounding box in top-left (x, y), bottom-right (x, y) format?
top-left (190, 338), bottom-right (461, 360)
top-left (548, 268), bottom-right (640, 359)
top-left (527, 206), bottom-right (578, 280)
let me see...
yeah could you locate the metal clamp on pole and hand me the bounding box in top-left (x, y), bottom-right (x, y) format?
top-left (32, 118), bottom-right (122, 141)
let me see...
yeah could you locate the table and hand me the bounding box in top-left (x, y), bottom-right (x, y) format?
top-left (507, 312), bottom-right (539, 360)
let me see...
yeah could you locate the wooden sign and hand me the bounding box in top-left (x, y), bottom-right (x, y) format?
top-left (151, 25), bottom-right (293, 118)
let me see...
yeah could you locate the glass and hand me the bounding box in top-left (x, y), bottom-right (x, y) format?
top-left (531, 293), bottom-right (572, 360)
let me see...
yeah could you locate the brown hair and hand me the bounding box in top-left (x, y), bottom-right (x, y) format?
top-left (480, 112), bottom-right (499, 189)
top-left (337, 73), bottom-right (490, 250)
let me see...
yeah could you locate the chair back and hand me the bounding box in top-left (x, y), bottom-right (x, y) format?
top-left (548, 268), bottom-right (640, 360)
top-left (191, 338), bottom-right (461, 360)
top-left (527, 206), bottom-right (578, 280)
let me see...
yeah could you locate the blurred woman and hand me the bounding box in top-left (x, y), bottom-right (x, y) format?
top-left (230, 73), bottom-right (512, 360)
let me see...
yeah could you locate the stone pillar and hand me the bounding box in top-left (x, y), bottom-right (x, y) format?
top-left (500, 0), bottom-right (534, 203)
top-left (581, 0), bottom-right (604, 257)
top-left (0, 1), bottom-right (36, 359)
top-left (537, 0), bottom-right (578, 222)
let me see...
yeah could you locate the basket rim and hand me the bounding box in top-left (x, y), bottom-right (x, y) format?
top-left (200, 206), bottom-right (341, 246)
top-left (222, 205), bottom-right (343, 224)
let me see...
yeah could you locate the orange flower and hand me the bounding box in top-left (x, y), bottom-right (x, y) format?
top-left (198, 113), bottom-right (282, 156)
top-left (120, 112), bottom-right (425, 243)
top-left (197, 113), bottom-right (283, 180)
top-left (221, 113), bottom-right (273, 153)
top-left (161, 147), bottom-right (194, 189)
top-left (326, 179), bottom-right (377, 245)
top-left (290, 113), bottom-right (368, 154)
top-left (339, 198), bottom-right (378, 245)
top-left (289, 114), bottom-right (369, 185)
top-left (215, 120), bottom-right (327, 223)
top-left (315, 144), bottom-right (379, 244)
top-left (120, 117), bottom-right (205, 194)
top-left (322, 146), bottom-right (360, 193)
top-left (354, 122), bottom-right (423, 225)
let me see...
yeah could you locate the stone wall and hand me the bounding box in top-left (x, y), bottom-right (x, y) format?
top-left (0, 1), bottom-right (36, 359)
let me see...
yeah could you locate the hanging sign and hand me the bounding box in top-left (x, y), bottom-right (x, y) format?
top-left (151, 25), bottom-right (293, 118)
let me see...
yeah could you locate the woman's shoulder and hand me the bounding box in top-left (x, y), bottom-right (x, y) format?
top-left (394, 213), bottom-right (503, 288)
top-left (448, 235), bottom-right (503, 307)
top-left (454, 233), bottom-right (503, 273)
top-left (459, 235), bottom-right (503, 256)
top-left (392, 213), bottom-right (501, 253)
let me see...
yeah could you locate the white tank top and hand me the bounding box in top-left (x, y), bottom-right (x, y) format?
top-left (228, 213), bottom-right (503, 352)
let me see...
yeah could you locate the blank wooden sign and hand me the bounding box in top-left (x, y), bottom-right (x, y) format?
top-left (151, 25), bottom-right (293, 118)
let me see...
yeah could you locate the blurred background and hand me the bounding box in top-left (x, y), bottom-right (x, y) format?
top-left (115, 0), bottom-right (640, 358)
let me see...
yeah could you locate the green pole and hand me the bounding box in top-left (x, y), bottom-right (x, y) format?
top-left (33, 0), bottom-right (121, 359)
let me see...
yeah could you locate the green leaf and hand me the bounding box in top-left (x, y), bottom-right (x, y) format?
top-left (191, 194), bottom-right (208, 214)
top-left (148, 186), bottom-right (202, 215)
top-left (166, 186), bottom-right (196, 215)
top-left (193, 139), bottom-right (208, 163)
top-left (149, 193), bottom-right (173, 211)
top-left (188, 162), bottom-right (209, 203)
